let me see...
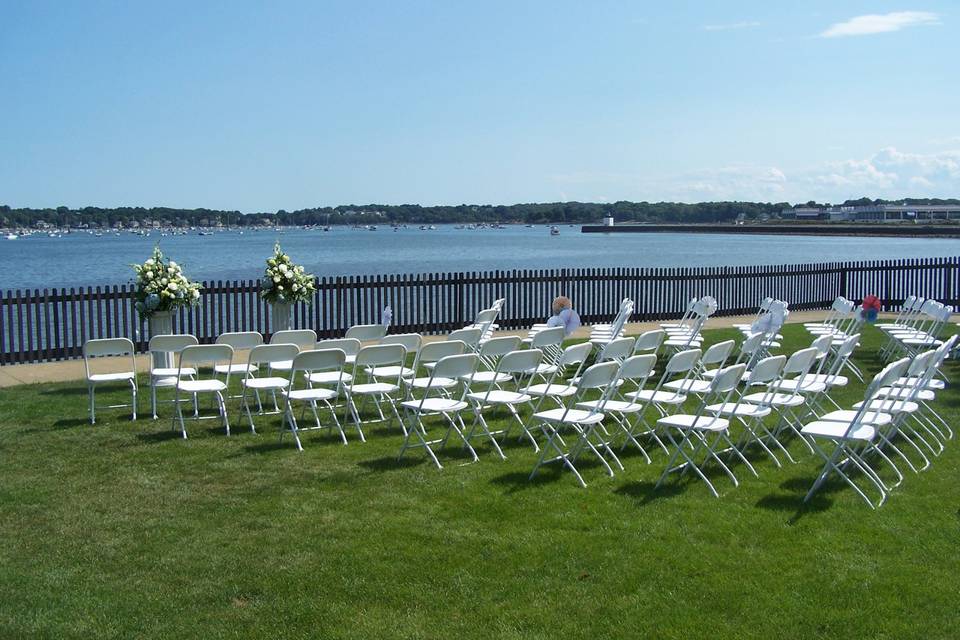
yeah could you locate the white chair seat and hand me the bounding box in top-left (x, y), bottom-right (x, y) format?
top-left (706, 402), bottom-right (771, 418)
top-left (465, 370), bottom-right (513, 385)
top-left (400, 397), bottom-right (468, 413)
top-left (876, 387), bottom-right (935, 401)
top-left (284, 387), bottom-right (338, 401)
top-left (214, 363), bottom-right (257, 375)
top-left (576, 399), bottom-right (643, 413)
top-left (367, 365), bottom-right (415, 378)
top-left (852, 399), bottom-right (919, 414)
top-left (818, 409), bottom-right (892, 426)
top-left (894, 376), bottom-right (944, 390)
top-left (349, 382), bottom-right (399, 395)
top-left (532, 364), bottom-right (559, 377)
top-left (626, 389), bottom-right (686, 404)
top-left (306, 371), bottom-right (353, 385)
top-left (533, 408), bottom-right (604, 425)
top-left (901, 337), bottom-right (942, 347)
top-left (664, 338), bottom-right (702, 348)
top-left (242, 376), bottom-right (289, 390)
top-left (801, 421), bottom-right (875, 441)
top-left (664, 379), bottom-right (712, 394)
top-left (151, 367), bottom-right (196, 377)
top-left (468, 390), bottom-right (531, 405)
top-left (742, 391), bottom-right (804, 407)
top-left (769, 379), bottom-right (827, 394)
top-left (409, 376), bottom-right (457, 389)
top-left (527, 383), bottom-right (576, 398)
top-left (801, 373), bottom-right (849, 387)
top-left (271, 360), bottom-right (293, 371)
top-left (177, 379), bottom-right (227, 393)
top-left (88, 371), bottom-right (136, 383)
top-left (657, 414), bottom-right (729, 432)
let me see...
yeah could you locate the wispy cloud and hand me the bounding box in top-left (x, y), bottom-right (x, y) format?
top-left (820, 11), bottom-right (940, 38)
top-left (702, 21), bottom-right (761, 32)
top-left (550, 146), bottom-right (960, 203)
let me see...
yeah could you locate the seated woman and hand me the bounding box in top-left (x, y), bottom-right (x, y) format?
top-left (546, 296), bottom-right (581, 336)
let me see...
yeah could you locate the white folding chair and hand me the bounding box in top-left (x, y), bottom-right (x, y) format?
top-left (240, 343), bottom-right (298, 433)
top-left (172, 344), bottom-right (233, 438)
top-left (526, 341), bottom-right (594, 411)
top-left (663, 339), bottom-right (735, 395)
top-left (465, 348), bottom-right (544, 456)
top-left (632, 329), bottom-right (665, 356)
top-left (280, 348), bottom-right (349, 450)
top-left (83, 337), bottom-right (138, 424)
top-left (406, 340), bottom-right (468, 395)
top-left (344, 343), bottom-right (406, 437)
top-left (708, 355), bottom-right (788, 467)
top-left (577, 354), bottom-right (658, 462)
top-left (215, 331), bottom-right (264, 400)
top-left (655, 363), bottom-right (750, 498)
top-left (269, 329), bottom-right (318, 372)
top-left (527, 326), bottom-right (566, 381)
top-left (398, 353), bottom-right (481, 468)
top-left (800, 359), bottom-right (911, 508)
top-left (311, 338), bottom-right (361, 385)
top-left (369, 333), bottom-right (421, 378)
top-left (469, 336), bottom-right (522, 385)
top-left (529, 361), bottom-right (623, 487)
top-left (148, 334), bottom-right (197, 419)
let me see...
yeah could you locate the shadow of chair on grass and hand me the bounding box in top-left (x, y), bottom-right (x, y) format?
top-left (754, 476), bottom-right (837, 524)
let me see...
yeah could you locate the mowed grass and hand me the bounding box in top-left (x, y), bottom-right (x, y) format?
top-left (1, 324), bottom-right (959, 639)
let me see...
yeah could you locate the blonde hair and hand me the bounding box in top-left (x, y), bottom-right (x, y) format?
top-left (552, 296), bottom-right (572, 315)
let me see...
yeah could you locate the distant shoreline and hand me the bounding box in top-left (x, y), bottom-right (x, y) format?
top-left (580, 223), bottom-right (960, 238)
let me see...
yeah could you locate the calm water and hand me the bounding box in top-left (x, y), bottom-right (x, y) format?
top-left (3, 225), bottom-right (959, 290)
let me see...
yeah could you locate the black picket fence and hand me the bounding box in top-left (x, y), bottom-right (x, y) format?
top-left (2, 257), bottom-right (958, 365)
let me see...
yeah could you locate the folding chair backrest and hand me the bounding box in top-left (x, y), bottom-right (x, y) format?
top-left (149, 334), bottom-right (198, 357)
top-left (248, 343), bottom-right (299, 367)
top-left (906, 349), bottom-right (937, 378)
top-left (179, 344), bottom-right (233, 369)
top-left (748, 355), bottom-right (786, 384)
top-left (271, 329), bottom-right (317, 351)
top-left (559, 342), bottom-right (593, 367)
top-left (738, 332), bottom-right (765, 359)
top-left (473, 307), bottom-right (499, 325)
top-left (418, 340), bottom-right (466, 366)
top-left (531, 326), bottom-right (565, 349)
top-left (379, 333), bottom-right (421, 355)
top-left (216, 331), bottom-right (263, 351)
top-left (293, 348), bottom-right (346, 374)
top-left (345, 324), bottom-right (388, 341)
top-left (317, 338), bottom-right (361, 357)
top-left (709, 363), bottom-right (746, 394)
top-left (811, 334), bottom-right (833, 359)
top-left (479, 335), bottom-right (521, 358)
top-left (84, 337), bottom-right (135, 358)
top-left (355, 343), bottom-right (405, 368)
top-left (782, 347), bottom-right (818, 376)
top-left (702, 339), bottom-right (735, 367)
top-left (433, 353), bottom-right (480, 380)
top-left (498, 349), bottom-right (543, 375)
top-left (633, 329), bottom-right (665, 354)
top-left (617, 354), bottom-right (657, 381)
top-left (664, 348), bottom-right (701, 374)
top-left (598, 337), bottom-right (635, 362)
top-left (607, 300), bottom-right (634, 338)
top-left (447, 327), bottom-right (482, 349)
top-left (576, 360), bottom-right (620, 390)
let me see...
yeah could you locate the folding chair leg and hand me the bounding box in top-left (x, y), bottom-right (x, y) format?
top-left (88, 385), bottom-right (96, 425)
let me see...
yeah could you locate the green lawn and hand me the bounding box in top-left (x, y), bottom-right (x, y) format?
top-left (1, 324), bottom-right (958, 639)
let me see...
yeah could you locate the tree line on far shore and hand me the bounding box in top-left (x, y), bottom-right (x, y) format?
top-left (2, 198), bottom-right (959, 229)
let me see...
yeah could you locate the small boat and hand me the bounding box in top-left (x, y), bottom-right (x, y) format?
top-left (550, 226), bottom-right (560, 236)
top-left (198, 231), bottom-right (213, 236)
top-left (5, 233), bottom-right (18, 240)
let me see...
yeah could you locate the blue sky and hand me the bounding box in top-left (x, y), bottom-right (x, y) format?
top-left (1, 1), bottom-right (957, 211)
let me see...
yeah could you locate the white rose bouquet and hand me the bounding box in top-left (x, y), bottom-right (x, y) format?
top-left (260, 242), bottom-right (315, 305)
top-left (132, 246), bottom-right (202, 317)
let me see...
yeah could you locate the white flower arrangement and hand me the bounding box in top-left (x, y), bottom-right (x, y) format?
top-left (132, 246), bottom-right (202, 317)
top-left (261, 242), bottom-right (315, 305)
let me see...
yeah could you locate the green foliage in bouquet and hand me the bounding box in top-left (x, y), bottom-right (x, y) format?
top-left (132, 246), bottom-right (202, 317)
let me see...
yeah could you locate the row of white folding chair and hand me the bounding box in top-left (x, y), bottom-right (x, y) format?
top-left (589, 298), bottom-right (634, 345)
top-left (731, 297), bottom-right (775, 333)
top-left (662, 296), bottom-right (717, 352)
top-left (797, 333), bottom-right (956, 508)
top-left (881, 300), bottom-right (953, 360)
top-left (803, 296), bottom-right (853, 335)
